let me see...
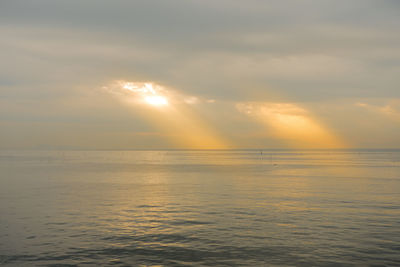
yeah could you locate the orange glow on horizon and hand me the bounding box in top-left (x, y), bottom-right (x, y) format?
top-left (106, 81), bottom-right (230, 149)
top-left (237, 102), bottom-right (346, 149)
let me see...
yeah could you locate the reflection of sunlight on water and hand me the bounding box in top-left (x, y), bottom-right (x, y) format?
top-left (1, 150), bottom-right (399, 265)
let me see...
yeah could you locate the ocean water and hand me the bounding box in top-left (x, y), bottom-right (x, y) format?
top-left (0, 150), bottom-right (399, 266)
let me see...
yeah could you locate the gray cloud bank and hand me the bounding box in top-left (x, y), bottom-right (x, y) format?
top-left (1, 0), bottom-right (399, 149)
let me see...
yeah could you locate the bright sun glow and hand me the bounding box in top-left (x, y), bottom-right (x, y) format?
top-left (106, 80), bottom-right (229, 149)
top-left (118, 82), bottom-right (169, 107)
top-left (145, 95), bottom-right (168, 106)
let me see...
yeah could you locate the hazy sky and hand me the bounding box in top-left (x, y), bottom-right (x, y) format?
top-left (1, 0), bottom-right (399, 149)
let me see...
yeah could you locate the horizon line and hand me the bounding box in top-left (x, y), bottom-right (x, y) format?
top-left (1, 148), bottom-right (400, 152)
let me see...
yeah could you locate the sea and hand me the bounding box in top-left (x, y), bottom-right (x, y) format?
top-left (0, 149), bottom-right (399, 266)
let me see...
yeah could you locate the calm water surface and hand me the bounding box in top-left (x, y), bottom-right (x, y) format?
top-left (0, 150), bottom-right (399, 266)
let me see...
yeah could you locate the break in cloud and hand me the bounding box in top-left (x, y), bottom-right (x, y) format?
top-left (0, 0), bottom-right (399, 149)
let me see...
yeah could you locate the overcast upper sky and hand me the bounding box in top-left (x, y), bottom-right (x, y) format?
top-left (1, 0), bottom-right (399, 149)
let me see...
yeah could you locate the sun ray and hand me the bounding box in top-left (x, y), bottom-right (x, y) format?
top-left (105, 81), bottom-right (230, 149)
top-left (237, 102), bottom-right (346, 149)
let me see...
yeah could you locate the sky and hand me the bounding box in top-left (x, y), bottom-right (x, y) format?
top-left (0, 0), bottom-right (399, 149)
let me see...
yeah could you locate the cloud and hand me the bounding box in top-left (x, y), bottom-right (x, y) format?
top-left (236, 102), bottom-right (345, 148)
top-left (356, 100), bottom-right (400, 121)
top-left (0, 1), bottom-right (399, 148)
top-left (1, 1), bottom-right (399, 100)
top-left (102, 81), bottom-right (231, 149)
